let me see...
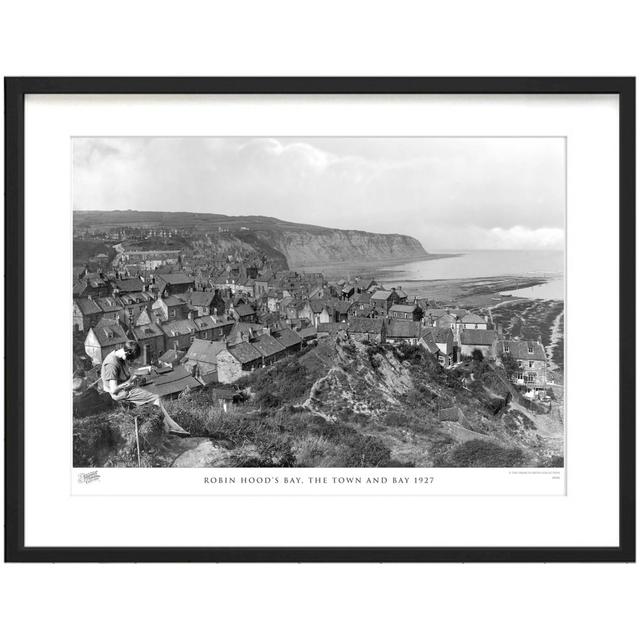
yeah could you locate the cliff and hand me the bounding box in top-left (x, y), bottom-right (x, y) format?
top-left (74, 210), bottom-right (428, 269)
top-left (252, 228), bottom-right (427, 268)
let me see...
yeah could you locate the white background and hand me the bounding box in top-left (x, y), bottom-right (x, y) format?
top-left (1, 1), bottom-right (638, 639)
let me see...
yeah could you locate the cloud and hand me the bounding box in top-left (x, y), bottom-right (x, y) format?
top-left (482, 226), bottom-right (565, 249)
top-left (73, 137), bottom-right (565, 250)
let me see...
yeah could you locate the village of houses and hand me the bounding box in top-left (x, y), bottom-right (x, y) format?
top-left (73, 241), bottom-right (550, 408)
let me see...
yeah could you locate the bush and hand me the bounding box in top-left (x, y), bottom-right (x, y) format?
top-left (338, 433), bottom-right (392, 467)
top-left (240, 357), bottom-right (314, 406)
top-left (395, 342), bottom-right (424, 364)
top-left (545, 455), bottom-right (564, 468)
top-left (384, 411), bottom-right (406, 427)
top-left (441, 439), bottom-right (526, 468)
top-left (73, 405), bottom-right (165, 467)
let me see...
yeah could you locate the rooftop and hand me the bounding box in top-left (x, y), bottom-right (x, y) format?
top-left (229, 341), bottom-right (262, 364)
top-left (389, 304), bottom-right (419, 313)
top-left (497, 340), bottom-right (546, 361)
top-left (461, 329), bottom-right (498, 346)
top-left (185, 338), bottom-right (227, 364)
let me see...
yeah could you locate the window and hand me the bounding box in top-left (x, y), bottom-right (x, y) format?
top-left (504, 344), bottom-right (509, 353)
top-left (528, 344), bottom-right (534, 354)
top-left (529, 360), bottom-right (534, 368)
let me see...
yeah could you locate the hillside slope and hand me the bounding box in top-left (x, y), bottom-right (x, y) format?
top-left (73, 334), bottom-right (562, 468)
top-left (74, 210), bottom-right (428, 268)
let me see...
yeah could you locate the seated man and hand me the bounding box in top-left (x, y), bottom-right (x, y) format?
top-left (101, 341), bottom-right (189, 436)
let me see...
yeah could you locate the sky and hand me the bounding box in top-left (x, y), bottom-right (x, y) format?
top-left (73, 136), bottom-right (565, 251)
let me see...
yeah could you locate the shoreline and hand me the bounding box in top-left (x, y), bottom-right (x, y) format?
top-left (375, 274), bottom-right (552, 305)
top-left (294, 253), bottom-right (461, 278)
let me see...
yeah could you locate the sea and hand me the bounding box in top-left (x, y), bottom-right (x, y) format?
top-left (377, 250), bottom-right (564, 300)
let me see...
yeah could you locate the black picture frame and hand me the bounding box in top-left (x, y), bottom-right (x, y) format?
top-left (4, 77), bottom-right (636, 563)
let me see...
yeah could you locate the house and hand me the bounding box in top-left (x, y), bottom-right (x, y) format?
top-left (73, 296), bottom-right (102, 331)
top-left (395, 287), bottom-right (409, 303)
top-left (308, 285), bottom-right (325, 300)
top-left (433, 327), bottom-right (454, 365)
top-left (155, 272), bottom-right (194, 296)
top-left (161, 318), bottom-right (200, 352)
top-left (73, 266), bottom-right (88, 282)
top-left (496, 339), bottom-right (548, 391)
top-left (251, 332), bottom-right (286, 366)
top-left (130, 323), bottom-right (165, 364)
top-left (347, 317), bottom-right (385, 342)
top-left (460, 329), bottom-right (498, 359)
top-left (418, 329), bottom-right (441, 359)
top-left (341, 283), bottom-right (355, 298)
top-left (183, 338), bottom-right (228, 378)
top-left (389, 304), bottom-right (422, 321)
top-left (351, 290), bottom-right (372, 308)
top-left (119, 292), bottom-right (154, 327)
top-left (434, 312), bottom-right (457, 330)
top-left (283, 298), bottom-right (307, 321)
top-left (425, 308), bottom-right (451, 327)
top-left (271, 327), bottom-right (303, 355)
top-left (266, 292), bottom-right (282, 313)
top-left (298, 300), bottom-right (314, 325)
top-left (226, 322), bottom-right (264, 346)
top-left (142, 365), bottom-right (201, 399)
top-left (134, 307), bottom-right (156, 327)
top-left (461, 313), bottom-right (488, 330)
top-left (349, 303), bottom-right (378, 319)
top-left (110, 277), bottom-right (144, 295)
top-left (296, 326), bottom-right (318, 343)
top-left (317, 322), bottom-right (346, 337)
top-left (94, 296), bottom-right (124, 324)
top-left (184, 290), bottom-right (219, 317)
top-left (152, 295), bottom-right (189, 322)
top-left (84, 323), bottom-right (129, 364)
top-left (230, 303), bottom-right (257, 323)
top-left (385, 320), bottom-right (422, 345)
top-left (363, 279), bottom-right (379, 293)
top-left (370, 288), bottom-right (398, 313)
top-left (158, 348), bottom-right (185, 366)
top-left (74, 272), bottom-right (110, 298)
top-left (253, 280), bottom-right (269, 297)
top-left (333, 300), bottom-right (354, 322)
top-left (217, 342), bottom-right (262, 383)
top-left (448, 308), bottom-right (469, 321)
top-left (191, 315), bottom-right (235, 342)
top-left (234, 277), bottom-right (255, 297)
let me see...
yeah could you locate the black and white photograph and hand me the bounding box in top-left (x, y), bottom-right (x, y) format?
top-left (72, 136), bottom-right (565, 470)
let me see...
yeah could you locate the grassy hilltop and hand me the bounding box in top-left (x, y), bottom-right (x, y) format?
top-left (74, 333), bottom-right (563, 469)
